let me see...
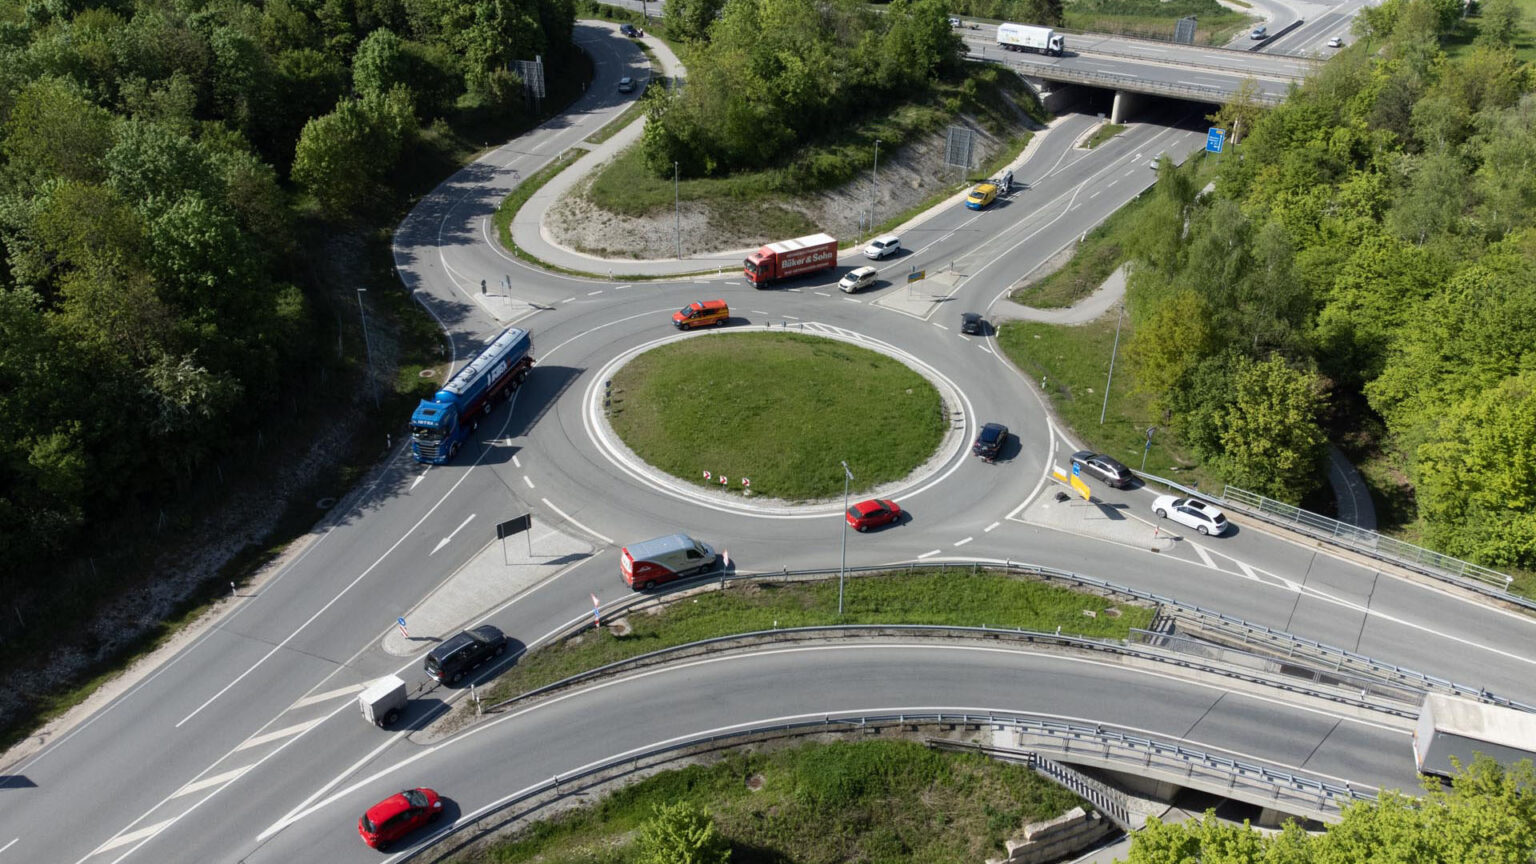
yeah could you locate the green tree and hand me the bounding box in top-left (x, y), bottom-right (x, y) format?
top-left (291, 85), bottom-right (416, 218)
top-left (1475, 0), bottom-right (1522, 46)
top-left (1127, 285), bottom-right (1220, 407)
top-left (1, 77), bottom-right (115, 190)
top-left (352, 27), bottom-right (409, 99)
top-left (635, 801), bottom-right (731, 864)
top-left (665, 0), bottom-right (727, 42)
top-left (1210, 355), bottom-right (1328, 501)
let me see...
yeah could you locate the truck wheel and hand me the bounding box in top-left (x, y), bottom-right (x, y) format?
top-left (384, 709), bottom-right (400, 727)
top-left (449, 442), bottom-right (460, 459)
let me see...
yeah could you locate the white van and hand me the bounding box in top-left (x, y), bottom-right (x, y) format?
top-left (994, 169), bottom-right (1013, 192)
top-left (864, 234), bottom-right (901, 259)
top-left (621, 533), bottom-right (718, 590)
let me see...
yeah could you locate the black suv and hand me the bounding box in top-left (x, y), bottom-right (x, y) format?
top-left (973, 422), bottom-right (1008, 461)
top-left (619, 22), bottom-right (640, 37)
top-left (1070, 451), bottom-right (1134, 488)
top-left (425, 625), bottom-right (508, 686)
top-left (960, 312), bottom-right (984, 335)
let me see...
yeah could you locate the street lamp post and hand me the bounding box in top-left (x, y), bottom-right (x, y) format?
top-left (839, 460), bottom-right (853, 616)
top-left (357, 288), bottom-right (378, 409)
top-left (1100, 301), bottom-right (1124, 425)
top-left (868, 139), bottom-right (881, 239)
top-left (674, 162), bottom-right (681, 259)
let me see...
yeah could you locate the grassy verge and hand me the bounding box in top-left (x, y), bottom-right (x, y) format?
top-left (1443, 0), bottom-right (1536, 61)
top-left (483, 570), bottom-right (1151, 705)
top-left (1084, 122), bottom-right (1127, 149)
top-left (606, 333), bottom-right (944, 500)
top-left (1061, 0), bottom-right (1253, 45)
top-left (453, 739), bottom-right (1085, 864)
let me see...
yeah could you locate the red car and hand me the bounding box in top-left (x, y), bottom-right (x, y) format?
top-left (358, 787), bottom-right (442, 850)
top-left (846, 498), bottom-right (901, 531)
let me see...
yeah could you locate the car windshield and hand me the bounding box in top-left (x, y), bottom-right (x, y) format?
top-left (402, 789), bottom-right (428, 807)
top-left (361, 815), bottom-right (378, 832)
top-left (743, 259), bottom-right (761, 275)
top-left (411, 425), bottom-right (443, 443)
top-left (847, 506), bottom-right (862, 518)
top-left (678, 306), bottom-right (694, 317)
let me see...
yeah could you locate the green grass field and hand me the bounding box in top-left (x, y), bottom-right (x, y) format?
top-left (606, 332), bottom-right (945, 500)
top-left (480, 570), bottom-right (1151, 705)
top-left (1084, 122), bottom-right (1127, 149)
top-left (454, 739), bottom-right (1085, 864)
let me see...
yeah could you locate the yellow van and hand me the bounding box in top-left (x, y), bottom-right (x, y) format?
top-left (672, 299), bottom-right (729, 329)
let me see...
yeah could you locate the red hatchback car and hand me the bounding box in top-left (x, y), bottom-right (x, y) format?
top-left (846, 498), bottom-right (901, 531)
top-left (358, 787), bottom-right (442, 850)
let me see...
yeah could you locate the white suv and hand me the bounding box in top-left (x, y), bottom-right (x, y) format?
top-left (864, 234), bottom-right (901, 260)
top-left (839, 266), bottom-right (878, 293)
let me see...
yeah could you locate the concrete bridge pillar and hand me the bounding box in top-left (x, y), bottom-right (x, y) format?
top-left (1110, 89), bottom-right (1142, 124)
top-left (1021, 76), bottom-right (1081, 114)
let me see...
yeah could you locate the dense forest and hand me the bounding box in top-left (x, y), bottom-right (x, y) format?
top-left (1124, 0), bottom-right (1536, 566)
top-left (0, 0), bottom-right (574, 607)
top-left (643, 0), bottom-right (963, 178)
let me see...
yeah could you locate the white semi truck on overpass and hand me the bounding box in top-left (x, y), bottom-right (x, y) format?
top-left (997, 23), bottom-right (1065, 56)
top-left (1414, 694), bottom-right (1536, 778)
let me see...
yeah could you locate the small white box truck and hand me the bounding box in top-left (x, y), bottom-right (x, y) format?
top-left (1413, 694), bottom-right (1536, 778)
top-left (359, 674), bottom-right (409, 728)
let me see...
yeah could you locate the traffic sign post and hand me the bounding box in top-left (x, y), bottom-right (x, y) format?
top-left (497, 513), bottom-right (533, 560)
top-left (396, 617), bottom-right (409, 638)
top-left (1206, 128), bottom-right (1226, 154)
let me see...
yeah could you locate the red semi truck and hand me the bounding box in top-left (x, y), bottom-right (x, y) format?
top-left (743, 233), bottom-right (837, 287)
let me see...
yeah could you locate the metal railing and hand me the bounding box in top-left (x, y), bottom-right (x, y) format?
top-left (406, 711), bottom-right (1375, 860)
top-left (928, 738), bottom-right (1137, 830)
top-left (965, 54), bottom-right (1291, 104)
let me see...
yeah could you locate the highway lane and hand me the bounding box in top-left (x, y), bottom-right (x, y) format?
top-left (230, 644), bottom-right (1418, 863)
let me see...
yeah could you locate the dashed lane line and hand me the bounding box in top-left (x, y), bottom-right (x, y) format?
top-left (984, 522), bottom-right (1000, 532)
top-left (954, 537), bottom-right (974, 547)
top-left (523, 475), bottom-right (535, 489)
top-left (917, 549), bottom-right (942, 559)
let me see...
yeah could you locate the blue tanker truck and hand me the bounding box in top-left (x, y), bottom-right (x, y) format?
top-left (410, 327), bottom-right (534, 464)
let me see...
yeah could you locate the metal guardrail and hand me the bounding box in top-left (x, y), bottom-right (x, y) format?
top-left (487, 621), bottom-right (1420, 719)
top-left (407, 711), bottom-right (1375, 860)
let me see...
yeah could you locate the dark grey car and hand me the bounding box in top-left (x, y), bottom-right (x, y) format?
top-left (425, 625), bottom-right (508, 686)
top-left (1070, 451), bottom-right (1134, 488)
top-left (960, 312), bottom-right (984, 335)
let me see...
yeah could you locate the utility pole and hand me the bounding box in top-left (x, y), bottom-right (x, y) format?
top-left (357, 288), bottom-right (378, 409)
top-left (674, 162), bottom-right (681, 259)
top-left (1100, 301), bottom-right (1124, 425)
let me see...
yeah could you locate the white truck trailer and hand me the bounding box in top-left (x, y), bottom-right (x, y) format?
top-left (1413, 694), bottom-right (1536, 778)
top-left (997, 23), bottom-right (1065, 57)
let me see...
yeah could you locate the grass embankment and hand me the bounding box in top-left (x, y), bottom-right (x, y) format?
top-left (1063, 0), bottom-right (1253, 44)
top-left (579, 63), bottom-right (1044, 242)
top-left (454, 739), bottom-right (1085, 864)
top-left (606, 333), bottom-right (945, 500)
top-left (1084, 122), bottom-right (1127, 149)
top-left (482, 570), bottom-right (1151, 705)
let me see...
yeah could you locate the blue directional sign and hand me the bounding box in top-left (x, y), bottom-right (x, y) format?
top-left (1206, 127), bottom-right (1227, 153)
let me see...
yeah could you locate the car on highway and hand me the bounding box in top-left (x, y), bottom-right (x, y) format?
top-left (1070, 451), bottom-right (1134, 488)
top-left (358, 787), bottom-right (442, 850)
top-left (949, 16), bottom-right (961, 26)
top-left (965, 183), bottom-right (999, 210)
top-left (1151, 495), bottom-right (1230, 536)
top-left (425, 625), bottom-right (507, 685)
top-left (1326, 36), bottom-right (1344, 48)
top-left (864, 233), bottom-right (901, 259)
top-left (960, 312), bottom-right (984, 335)
top-left (839, 266), bottom-right (878, 293)
top-left (973, 422), bottom-right (1008, 461)
top-left (618, 76), bottom-right (635, 93)
top-left (619, 22), bottom-right (640, 37)
top-left (1250, 25), bottom-right (1267, 39)
top-left (846, 498), bottom-right (901, 531)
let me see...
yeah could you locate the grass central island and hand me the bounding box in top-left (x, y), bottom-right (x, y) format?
top-left (606, 332), bottom-right (945, 500)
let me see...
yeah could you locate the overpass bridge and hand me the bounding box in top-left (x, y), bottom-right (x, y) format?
top-left (962, 28), bottom-right (1318, 121)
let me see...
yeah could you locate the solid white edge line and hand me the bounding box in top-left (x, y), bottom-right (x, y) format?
top-left (541, 498), bottom-right (615, 546)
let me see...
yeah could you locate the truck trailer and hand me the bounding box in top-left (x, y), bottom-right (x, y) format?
top-left (1413, 694), bottom-right (1536, 778)
top-left (997, 23), bottom-right (1065, 56)
top-left (743, 233), bottom-right (838, 287)
top-left (410, 327), bottom-right (534, 464)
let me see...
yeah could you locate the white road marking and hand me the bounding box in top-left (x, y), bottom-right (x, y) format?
top-left (1089, 189), bottom-right (1103, 199)
top-left (523, 475), bottom-right (536, 488)
top-left (410, 472), bottom-right (427, 490)
top-left (561, 297), bottom-right (576, 303)
top-left (92, 820), bottom-right (176, 854)
top-left (917, 549), bottom-right (942, 559)
top-left (290, 682), bottom-right (366, 709)
top-left (1191, 543), bottom-right (1215, 568)
top-left (842, 297), bottom-right (862, 303)
top-left (958, 334), bottom-right (971, 342)
top-left (170, 766), bottom-right (252, 798)
top-left (512, 455), bottom-right (522, 468)
top-left (614, 284), bottom-right (630, 290)
top-left (931, 322), bottom-right (947, 330)
top-left (541, 497), bottom-right (615, 545)
top-left (978, 346), bottom-right (992, 354)
top-left (984, 522), bottom-right (1000, 532)
top-left (587, 290), bottom-right (603, 296)
top-left (782, 314), bottom-right (800, 319)
top-left (815, 291), bottom-right (830, 297)
top-left (233, 718), bottom-right (325, 752)
top-left (953, 537), bottom-right (974, 547)
top-left (750, 309), bottom-right (770, 315)
top-left (0, 839), bottom-right (17, 854)
top-left (430, 513), bottom-right (477, 556)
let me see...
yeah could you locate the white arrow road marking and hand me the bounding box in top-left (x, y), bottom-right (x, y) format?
top-left (92, 820), bottom-right (176, 855)
top-left (410, 472), bottom-right (427, 490)
top-left (233, 718), bottom-right (325, 752)
top-left (290, 682), bottom-right (367, 709)
top-left (430, 513), bottom-right (476, 556)
top-left (170, 766), bottom-right (252, 799)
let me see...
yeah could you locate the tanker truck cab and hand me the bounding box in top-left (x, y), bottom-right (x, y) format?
top-left (621, 533), bottom-right (718, 590)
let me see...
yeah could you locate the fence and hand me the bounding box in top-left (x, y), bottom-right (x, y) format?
top-left (404, 711), bottom-right (1375, 861)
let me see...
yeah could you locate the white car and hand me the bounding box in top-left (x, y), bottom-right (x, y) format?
top-left (864, 234), bottom-right (901, 259)
top-left (949, 16), bottom-right (961, 27)
top-left (1326, 36), bottom-right (1344, 48)
top-left (1151, 495), bottom-right (1230, 536)
top-left (838, 266), bottom-right (878, 293)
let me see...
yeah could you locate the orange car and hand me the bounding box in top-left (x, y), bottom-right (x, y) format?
top-left (672, 299), bottom-right (729, 329)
